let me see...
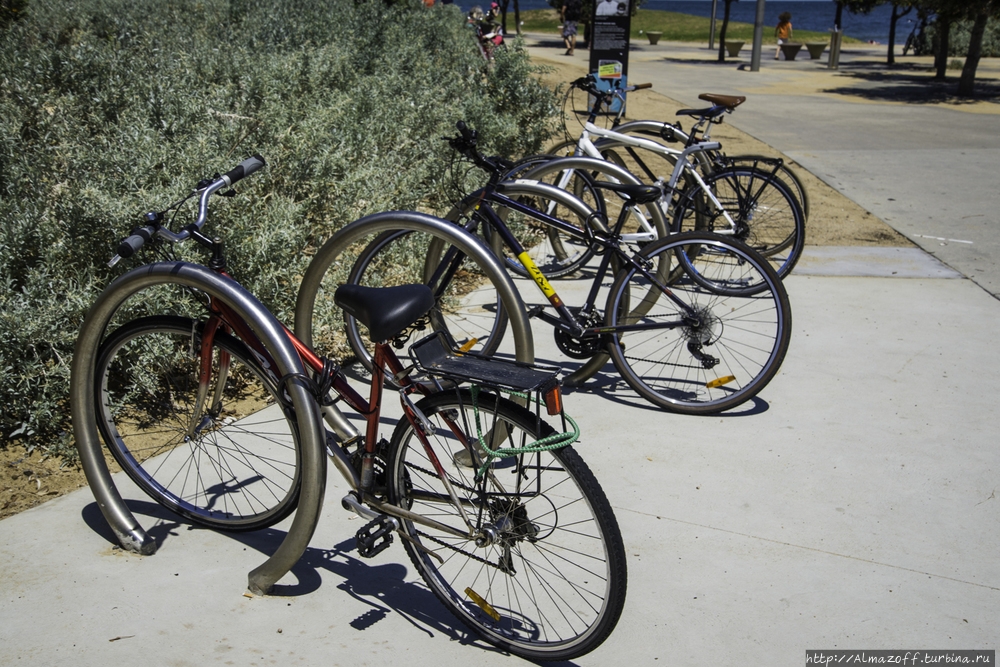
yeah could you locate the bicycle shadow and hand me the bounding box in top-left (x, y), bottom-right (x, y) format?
top-left (80, 501), bottom-right (584, 665)
top-left (522, 352), bottom-right (771, 417)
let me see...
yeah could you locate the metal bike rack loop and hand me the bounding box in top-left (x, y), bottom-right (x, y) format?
top-left (517, 156), bottom-right (671, 386)
top-left (294, 211), bottom-right (535, 442)
top-left (70, 262), bottom-right (326, 595)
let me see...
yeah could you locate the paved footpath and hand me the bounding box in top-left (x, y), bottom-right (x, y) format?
top-left (2, 38), bottom-right (999, 667)
top-left (525, 35), bottom-right (1000, 296)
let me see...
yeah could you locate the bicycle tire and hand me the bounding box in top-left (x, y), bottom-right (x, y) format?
top-left (723, 155), bottom-right (810, 221)
top-left (672, 167), bottom-right (806, 279)
top-left (344, 229), bottom-right (509, 374)
top-left (386, 389), bottom-right (627, 661)
top-left (605, 232), bottom-right (791, 414)
top-left (94, 315), bottom-right (301, 530)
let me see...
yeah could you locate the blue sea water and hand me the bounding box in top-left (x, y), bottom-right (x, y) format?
top-left (491, 0), bottom-right (907, 45)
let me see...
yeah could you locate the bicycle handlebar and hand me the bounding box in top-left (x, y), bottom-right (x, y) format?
top-left (222, 154), bottom-right (266, 188)
top-left (447, 121), bottom-right (511, 178)
top-left (571, 75), bottom-right (651, 97)
top-left (569, 75), bottom-right (652, 119)
top-left (113, 221), bottom-right (157, 262)
top-left (108, 154), bottom-right (267, 268)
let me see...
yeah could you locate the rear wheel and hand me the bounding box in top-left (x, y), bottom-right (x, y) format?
top-left (387, 389), bottom-right (627, 661)
top-left (94, 316), bottom-right (301, 530)
top-left (673, 167), bottom-right (806, 278)
top-left (722, 155), bottom-right (810, 221)
top-left (605, 232), bottom-right (791, 414)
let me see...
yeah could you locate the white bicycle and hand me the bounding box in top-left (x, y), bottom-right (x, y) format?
top-left (505, 76), bottom-right (806, 279)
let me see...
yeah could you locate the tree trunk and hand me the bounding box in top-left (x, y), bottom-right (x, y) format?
top-left (958, 11), bottom-right (989, 97)
top-left (934, 14), bottom-right (951, 80)
top-left (513, 0), bottom-right (520, 35)
top-left (834, 1), bottom-right (844, 31)
top-left (717, 0), bottom-right (732, 62)
top-left (887, 4), bottom-right (912, 66)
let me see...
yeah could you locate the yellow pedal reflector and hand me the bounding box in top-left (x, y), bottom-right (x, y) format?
top-left (706, 375), bottom-right (736, 389)
top-left (465, 587), bottom-right (501, 622)
top-left (458, 338), bottom-right (478, 353)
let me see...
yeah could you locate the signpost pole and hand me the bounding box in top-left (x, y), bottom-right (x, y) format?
top-left (750, 0), bottom-right (766, 72)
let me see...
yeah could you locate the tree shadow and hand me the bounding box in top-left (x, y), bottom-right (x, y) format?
top-left (821, 63), bottom-right (1000, 104)
top-left (662, 55), bottom-right (742, 66)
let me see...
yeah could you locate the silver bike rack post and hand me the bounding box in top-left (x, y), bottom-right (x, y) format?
top-left (70, 262), bottom-right (326, 595)
top-left (294, 211), bottom-right (535, 401)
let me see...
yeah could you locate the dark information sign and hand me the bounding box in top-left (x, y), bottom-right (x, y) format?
top-left (588, 0), bottom-right (632, 111)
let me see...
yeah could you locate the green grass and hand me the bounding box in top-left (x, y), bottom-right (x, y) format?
top-left (518, 8), bottom-right (855, 44)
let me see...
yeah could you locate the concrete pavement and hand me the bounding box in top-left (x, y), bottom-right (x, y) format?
top-left (2, 37), bottom-right (999, 666)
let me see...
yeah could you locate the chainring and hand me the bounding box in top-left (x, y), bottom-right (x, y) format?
top-left (553, 308), bottom-right (606, 359)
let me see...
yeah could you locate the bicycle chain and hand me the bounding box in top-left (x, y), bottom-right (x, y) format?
top-left (405, 461), bottom-right (480, 496)
top-left (415, 530), bottom-right (507, 572)
top-left (623, 353), bottom-right (702, 370)
top-left (401, 460), bottom-right (513, 573)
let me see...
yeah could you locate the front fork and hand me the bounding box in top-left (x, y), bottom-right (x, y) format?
top-left (186, 315), bottom-right (230, 440)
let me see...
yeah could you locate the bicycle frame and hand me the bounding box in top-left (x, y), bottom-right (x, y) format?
top-left (191, 263), bottom-right (493, 543)
top-left (445, 182), bottom-right (695, 341)
top-left (548, 117), bottom-right (733, 243)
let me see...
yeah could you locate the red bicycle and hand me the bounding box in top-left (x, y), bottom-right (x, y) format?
top-left (84, 156), bottom-right (626, 661)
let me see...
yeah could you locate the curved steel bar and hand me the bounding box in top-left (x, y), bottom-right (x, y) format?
top-left (70, 262), bottom-right (326, 595)
top-left (443, 181), bottom-right (613, 387)
top-left (294, 211), bottom-right (534, 392)
top-left (516, 156), bottom-right (676, 385)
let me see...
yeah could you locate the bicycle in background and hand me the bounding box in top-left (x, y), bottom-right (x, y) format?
top-left (335, 123), bottom-right (793, 415)
top-left (517, 76), bottom-right (807, 279)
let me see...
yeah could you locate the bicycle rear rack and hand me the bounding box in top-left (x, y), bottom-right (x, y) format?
top-left (410, 331), bottom-right (559, 394)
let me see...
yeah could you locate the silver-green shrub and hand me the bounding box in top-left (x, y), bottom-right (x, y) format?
top-left (0, 0), bottom-right (558, 458)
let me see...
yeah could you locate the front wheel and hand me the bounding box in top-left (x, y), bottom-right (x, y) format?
top-left (673, 167), bottom-right (806, 278)
top-left (94, 316), bottom-right (302, 530)
top-left (605, 232), bottom-right (791, 414)
top-left (386, 389), bottom-right (627, 661)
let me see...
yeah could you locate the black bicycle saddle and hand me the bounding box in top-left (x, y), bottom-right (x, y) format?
top-left (591, 181), bottom-right (663, 205)
top-left (334, 283), bottom-right (435, 342)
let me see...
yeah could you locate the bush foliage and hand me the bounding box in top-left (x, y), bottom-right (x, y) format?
top-left (922, 16), bottom-right (1000, 58)
top-left (0, 0), bottom-right (559, 458)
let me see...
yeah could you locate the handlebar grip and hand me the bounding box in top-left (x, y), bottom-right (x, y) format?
top-left (632, 83), bottom-right (652, 90)
top-left (115, 225), bottom-right (156, 260)
top-left (222, 154), bottom-right (266, 186)
top-left (456, 121), bottom-right (476, 142)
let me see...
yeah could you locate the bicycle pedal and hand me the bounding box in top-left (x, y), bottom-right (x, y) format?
top-left (355, 515), bottom-right (394, 558)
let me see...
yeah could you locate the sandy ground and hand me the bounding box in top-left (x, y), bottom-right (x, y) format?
top-left (0, 447), bottom-right (88, 520)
